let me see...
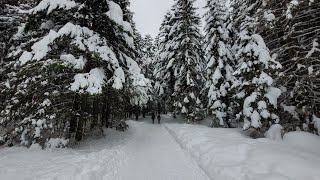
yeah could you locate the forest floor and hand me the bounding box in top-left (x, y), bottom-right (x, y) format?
top-left (0, 115), bottom-right (319, 180)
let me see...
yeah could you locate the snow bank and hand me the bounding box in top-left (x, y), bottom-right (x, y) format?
top-left (313, 115), bottom-right (320, 134)
top-left (165, 124), bottom-right (320, 180)
top-left (0, 128), bottom-right (128, 180)
top-left (265, 124), bottom-right (283, 141)
top-left (283, 131), bottom-right (320, 154)
top-left (45, 138), bottom-right (69, 148)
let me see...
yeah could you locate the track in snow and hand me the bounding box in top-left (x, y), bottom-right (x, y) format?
top-left (115, 118), bottom-right (211, 180)
top-left (0, 116), bottom-right (211, 180)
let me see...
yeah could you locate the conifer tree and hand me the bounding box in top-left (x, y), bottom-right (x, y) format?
top-left (0, 0), bottom-right (31, 78)
top-left (0, 0), bottom-right (147, 147)
top-left (204, 0), bottom-right (235, 127)
top-left (154, 10), bottom-right (175, 113)
top-left (140, 35), bottom-right (155, 79)
top-left (133, 24), bottom-right (145, 67)
top-left (256, 0), bottom-right (320, 132)
top-left (155, 0), bottom-right (205, 122)
top-left (0, 0), bottom-right (35, 146)
top-left (232, 0), bottom-right (283, 136)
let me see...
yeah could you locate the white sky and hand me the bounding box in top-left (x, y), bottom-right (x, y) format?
top-left (130, 0), bottom-right (206, 38)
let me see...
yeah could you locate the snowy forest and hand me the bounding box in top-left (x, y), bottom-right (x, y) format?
top-left (0, 0), bottom-right (319, 179)
top-left (1, 0), bottom-right (319, 146)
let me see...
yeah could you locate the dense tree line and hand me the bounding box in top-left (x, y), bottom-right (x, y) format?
top-left (154, 0), bottom-right (319, 136)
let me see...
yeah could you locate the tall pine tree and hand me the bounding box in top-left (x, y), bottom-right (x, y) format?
top-left (232, 0), bottom-right (283, 136)
top-left (204, 0), bottom-right (235, 127)
top-left (155, 0), bottom-right (205, 122)
top-left (154, 10), bottom-right (175, 113)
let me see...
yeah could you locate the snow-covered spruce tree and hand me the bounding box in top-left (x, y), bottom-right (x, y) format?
top-left (154, 10), bottom-right (175, 113)
top-left (133, 24), bottom-right (145, 67)
top-left (135, 33), bottom-right (155, 81)
top-left (0, 1), bottom-right (15, 67)
top-left (232, 0), bottom-right (283, 137)
top-left (0, 0), bottom-right (32, 80)
top-left (136, 34), bottom-right (156, 115)
top-left (204, 0), bottom-right (235, 127)
top-left (0, 1), bottom-right (17, 145)
top-left (256, 0), bottom-right (320, 133)
top-left (140, 35), bottom-right (156, 80)
top-left (0, 0), bottom-right (148, 147)
top-left (0, 0), bottom-right (36, 145)
top-left (155, 0), bottom-right (205, 122)
top-left (0, 0), bottom-right (17, 90)
top-left (278, 1), bottom-right (320, 133)
top-left (121, 12), bottom-right (153, 118)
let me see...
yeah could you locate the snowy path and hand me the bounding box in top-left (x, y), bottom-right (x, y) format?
top-left (115, 119), bottom-right (211, 180)
top-left (0, 117), bottom-right (211, 180)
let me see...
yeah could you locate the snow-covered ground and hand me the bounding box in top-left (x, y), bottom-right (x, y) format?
top-left (0, 117), bottom-right (210, 180)
top-left (114, 119), bottom-right (210, 180)
top-left (0, 115), bottom-right (319, 180)
top-left (166, 122), bottom-right (320, 180)
top-left (0, 126), bottom-right (128, 180)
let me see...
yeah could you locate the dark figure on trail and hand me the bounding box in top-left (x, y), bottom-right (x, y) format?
top-left (134, 106), bottom-right (140, 121)
top-left (157, 102), bottom-right (161, 114)
top-left (157, 114), bottom-right (161, 124)
top-left (151, 112), bottom-right (156, 124)
top-left (142, 106), bottom-right (147, 118)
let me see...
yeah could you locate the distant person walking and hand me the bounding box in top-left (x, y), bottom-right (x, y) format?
top-left (157, 114), bottom-right (161, 124)
top-left (151, 112), bottom-right (156, 124)
top-left (135, 107), bottom-right (139, 121)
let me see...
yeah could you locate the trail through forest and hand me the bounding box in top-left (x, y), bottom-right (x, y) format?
top-left (0, 116), bottom-right (211, 180)
top-left (115, 117), bottom-right (211, 180)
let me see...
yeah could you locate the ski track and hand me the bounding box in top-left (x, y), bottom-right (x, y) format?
top-left (0, 117), bottom-right (211, 180)
top-left (114, 120), bottom-right (211, 180)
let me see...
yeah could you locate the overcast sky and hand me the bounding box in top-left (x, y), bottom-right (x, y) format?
top-left (130, 0), bottom-right (206, 38)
